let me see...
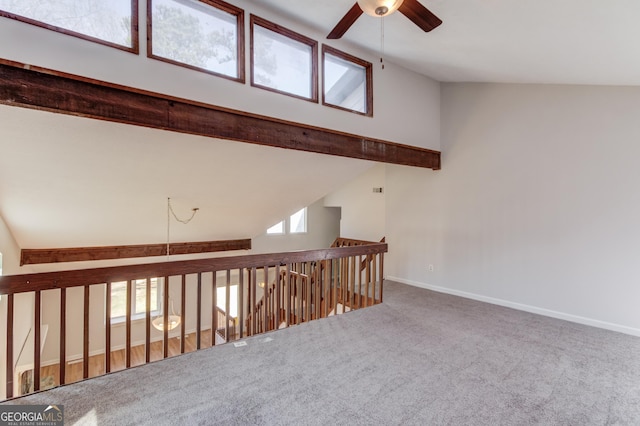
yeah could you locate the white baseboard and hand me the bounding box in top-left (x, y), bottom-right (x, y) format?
top-left (386, 276), bottom-right (640, 337)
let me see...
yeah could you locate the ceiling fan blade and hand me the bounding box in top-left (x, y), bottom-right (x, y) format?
top-left (327, 3), bottom-right (363, 39)
top-left (398, 0), bottom-right (442, 32)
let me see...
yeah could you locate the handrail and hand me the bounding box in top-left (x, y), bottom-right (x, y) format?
top-left (0, 243), bottom-right (387, 294)
top-left (331, 237), bottom-right (385, 247)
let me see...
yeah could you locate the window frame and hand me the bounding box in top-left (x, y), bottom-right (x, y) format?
top-left (322, 44), bottom-right (373, 117)
top-left (147, 0), bottom-right (245, 82)
top-left (0, 1), bottom-right (139, 54)
top-left (266, 207), bottom-right (308, 236)
top-left (250, 14), bottom-right (318, 103)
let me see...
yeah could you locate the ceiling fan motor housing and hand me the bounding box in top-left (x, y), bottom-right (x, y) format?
top-left (375, 6), bottom-right (389, 16)
top-left (358, 0), bottom-right (405, 17)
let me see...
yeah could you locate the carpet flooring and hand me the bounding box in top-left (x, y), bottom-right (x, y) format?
top-left (5, 281), bottom-right (640, 425)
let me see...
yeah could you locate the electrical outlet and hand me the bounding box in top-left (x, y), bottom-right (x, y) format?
top-left (428, 264), bottom-right (434, 272)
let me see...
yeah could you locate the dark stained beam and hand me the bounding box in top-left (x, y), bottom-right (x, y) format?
top-left (0, 59), bottom-right (440, 169)
top-left (1, 243), bottom-right (388, 295)
top-left (20, 239), bottom-right (252, 265)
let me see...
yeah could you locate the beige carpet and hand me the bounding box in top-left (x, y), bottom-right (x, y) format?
top-left (4, 281), bottom-right (640, 425)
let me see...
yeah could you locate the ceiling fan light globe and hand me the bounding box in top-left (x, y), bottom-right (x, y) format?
top-left (357, 0), bottom-right (404, 17)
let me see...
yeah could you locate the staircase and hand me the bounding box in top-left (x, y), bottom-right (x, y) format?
top-left (245, 237), bottom-right (385, 335)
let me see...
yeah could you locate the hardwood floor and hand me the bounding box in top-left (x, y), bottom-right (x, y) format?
top-left (39, 331), bottom-right (215, 391)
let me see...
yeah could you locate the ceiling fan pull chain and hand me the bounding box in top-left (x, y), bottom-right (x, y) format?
top-left (380, 16), bottom-right (385, 69)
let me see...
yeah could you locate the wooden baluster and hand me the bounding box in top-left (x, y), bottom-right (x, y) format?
top-left (211, 272), bottom-right (217, 346)
top-left (275, 265), bottom-right (281, 329)
top-left (60, 287), bottom-right (66, 384)
top-left (105, 283), bottom-right (111, 373)
top-left (357, 255), bottom-right (362, 310)
top-left (285, 264), bottom-right (291, 328)
top-left (196, 273), bottom-right (202, 350)
top-left (225, 270), bottom-right (231, 342)
top-left (323, 260), bottom-right (330, 318)
top-left (341, 258), bottom-right (347, 312)
top-left (238, 269), bottom-right (244, 339)
top-left (33, 291), bottom-right (41, 392)
top-left (311, 263), bottom-right (317, 320)
top-left (297, 264), bottom-right (303, 324)
top-left (163, 276), bottom-right (169, 357)
top-left (349, 256), bottom-right (356, 311)
top-left (5, 294), bottom-right (13, 398)
top-left (332, 259), bottom-right (338, 315)
top-left (272, 265), bottom-right (282, 330)
top-left (305, 262), bottom-right (311, 322)
top-left (263, 266), bottom-right (269, 331)
top-left (126, 280), bottom-right (132, 368)
top-left (364, 257), bottom-right (370, 308)
top-left (379, 253), bottom-right (384, 303)
top-left (145, 278), bottom-right (150, 363)
top-left (372, 255), bottom-right (377, 306)
top-left (180, 275), bottom-right (186, 353)
top-left (82, 285), bottom-right (90, 379)
top-left (251, 267), bottom-right (257, 335)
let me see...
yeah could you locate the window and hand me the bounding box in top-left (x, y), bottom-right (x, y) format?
top-left (266, 221), bottom-right (284, 235)
top-left (148, 0), bottom-right (244, 81)
top-left (267, 208), bottom-right (307, 235)
top-left (289, 207), bottom-right (307, 233)
top-left (323, 45), bottom-right (373, 116)
top-left (250, 15), bottom-right (318, 102)
top-left (110, 278), bottom-right (161, 321)
top-left (0, 0), bottom-right (138, 52)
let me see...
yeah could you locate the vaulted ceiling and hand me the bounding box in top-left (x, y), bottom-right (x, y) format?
top-left (257, 0), bottom-right (640, 85)
top-left (2, 0), bottom-right (638, 270)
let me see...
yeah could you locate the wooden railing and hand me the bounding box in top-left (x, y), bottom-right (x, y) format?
top-left (245, 237), bottom-right (386, 335)
top-left (0, 240), bottom-right (386, 400)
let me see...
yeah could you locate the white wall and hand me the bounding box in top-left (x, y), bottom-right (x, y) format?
top-left (0, 213), bottom-right (34, 400)
top-left (324, 164), bottom-right (387, 241)
top-left (0, 213), bottom-right (21, 275)
top-left (386, 83), bottom-right (640, 335)
top-left (0, 0), bottom-right (444, 398)
top-left (251, 197), bottom-right (341, 253)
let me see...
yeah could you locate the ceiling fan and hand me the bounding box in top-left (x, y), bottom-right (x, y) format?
top-left (327, 0), bottom-right (442, 39)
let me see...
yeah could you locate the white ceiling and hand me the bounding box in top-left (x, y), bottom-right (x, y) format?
top-left (255, 0), bottom-right (640, 86)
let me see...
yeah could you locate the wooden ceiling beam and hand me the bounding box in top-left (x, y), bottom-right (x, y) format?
top-left (0, 59), bottom-right (440, 169)
top-left (20, 239), bottom-right (252, 266)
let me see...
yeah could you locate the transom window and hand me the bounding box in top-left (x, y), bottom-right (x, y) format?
top-left (148, 0), bottom-right (244, 81)
top-left (267, 207), bottom-right (307, 235)
top-left (323, 45), bottom-right (373, 116)
top-left (110, 278), bottom-right (161, 322)
top-left (250, 15), bottom-right (318, 102)
top-left (0, 0), bottom-right (138, 52)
